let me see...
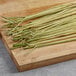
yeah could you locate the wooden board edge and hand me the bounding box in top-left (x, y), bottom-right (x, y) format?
top-left (0, 31), bottom-right (76, 72)
top-left (18, 53), bottom-right (76, 72)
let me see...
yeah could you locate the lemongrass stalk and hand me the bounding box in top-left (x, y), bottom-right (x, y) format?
top-left (15, 3), bottom-right (71, 22)
top-left (12, 14), bottom-right (76, 36)
top-left (13, 29), bottom-right (75, 43)
top-left (17, 2), bottom-right (76, 24)
top-left (1, 16), bottom-right (14, 23)
top-left (28, 26), bottom-right (76, 42)
top-left (2, 16), bottom-right (25, 23)
top-left (6, 2), bottom-right (76, 24)
top-left (9, 3), bottom-right (76, 34)
top-left (10, 9), bottom-right (76, 36)
top-left (12, 19), bottom-right (76, 42)
top-left (25, 34), bottom-right (76, 49)
top-left (28, 15), bottom-right (76, 37)
top-left (29, 20), bottom-right (76, 38)
top-left (12, 23), bottom-right (76, 43)
top-left (14, 10), bottom-right (75, 36)
top-left (20, 8), bottom-right (76, 30)
top-left (37, 14), bottom-right (76, 30)
top-left (13, 34), bottom-right (76, 49)
top-left (22, 5), bottom-right (76, 28)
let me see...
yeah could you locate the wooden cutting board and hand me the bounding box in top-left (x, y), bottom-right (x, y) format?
top-left (0, 0), bottom-right (76, 72)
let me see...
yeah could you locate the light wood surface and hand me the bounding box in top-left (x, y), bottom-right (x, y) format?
top-left (0, 0), bottom-right (76, 72)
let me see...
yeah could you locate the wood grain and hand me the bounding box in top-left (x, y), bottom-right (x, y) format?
top-left (0, 0), bottom-right (76, 72)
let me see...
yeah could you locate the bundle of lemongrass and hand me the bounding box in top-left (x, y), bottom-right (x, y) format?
top-left (2, 2), bottom-right (76, 50)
